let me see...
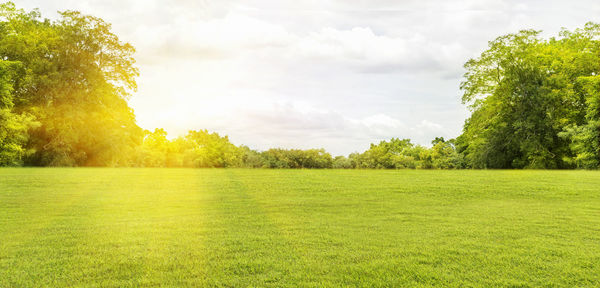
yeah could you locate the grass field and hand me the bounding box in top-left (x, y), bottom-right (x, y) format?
top-left (0, 169), bottom-right (599, 287)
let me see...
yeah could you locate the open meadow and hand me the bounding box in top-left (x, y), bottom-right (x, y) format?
top-left (1, 169), bottom-right (600, 287)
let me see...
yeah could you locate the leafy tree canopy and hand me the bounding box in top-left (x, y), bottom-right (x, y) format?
top-left (0, 2), bottom-right (141, 166)
top-left (457, 23), bottom-right (600, 169)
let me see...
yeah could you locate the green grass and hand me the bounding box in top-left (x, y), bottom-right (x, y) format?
top-left (1, 169), bottom-right (599, 287)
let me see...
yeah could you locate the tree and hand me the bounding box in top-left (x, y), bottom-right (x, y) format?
top-left (181, 130), bottom-right (244, 168)
top-left (429, 138), bottom-right (464, 169)
top-left (260, 148), bottom-right (333, 169)
top-left (459, 24), bottom-right (600, 168)
top-left (559, 76), bottom-right (600, 168)
top-left (333, 156), bottom-right (353, 169)
top-left (0, 60), bottom-right (37, 165)
top-left (0, 2), bottom-right (142, 166)
top-left (135, 128), bottom-right (179, 167)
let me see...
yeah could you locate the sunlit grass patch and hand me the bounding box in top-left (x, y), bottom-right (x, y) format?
top-left (1, 169), bottom-right (599, 287)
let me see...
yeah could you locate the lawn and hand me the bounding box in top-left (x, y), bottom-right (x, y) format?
top-left (0, 169), bottom-right (599, 287)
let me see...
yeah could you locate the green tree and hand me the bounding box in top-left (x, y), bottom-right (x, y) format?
top-left (181, 130), bottom-right (244, 168)
top-left (459, 24), bottom-right (600, 168)
top-left (0, 60), bottom-right (37, 165)
top-left (332, 155), bottom-right (353, 169)
top-left (260, 148), bottom-right (333, 169)
top-left (559, 76), bottom-right (600, 168)
top-left (355, 138), bottom-right (421, 169)
top-left (429, 138), bottom-right (464, 169)
top-left (0, 2), bottom-right (142, 166)
top-left (135, 128), bottom-right (181, 167)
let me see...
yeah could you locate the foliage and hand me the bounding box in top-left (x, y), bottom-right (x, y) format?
top-left (332, 155), bottom-right (353, 169)
top-left (558, 76), bottom-right (600, 168)
top-left (261, 148), bottom-right (333, 169)
top-left (133, 129), bottom-right (246, 168)
top-left (349, 138), bottom-right (463, 169)
top-left (239, 146), bottom-right (266, 168)
top-left (180, 130), bottom-right (244, 168)
top-left (459, 23), bottom-right (600, 169)
top-left (135, 128), bottom-right (176, 167)
top-left (0, 2), bottom-right (141, 166)
top-left (0, 60), bottom-right (37, 165)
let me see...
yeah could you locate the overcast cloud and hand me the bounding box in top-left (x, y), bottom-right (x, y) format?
top-left (19, 0), bottom-right (600, 155)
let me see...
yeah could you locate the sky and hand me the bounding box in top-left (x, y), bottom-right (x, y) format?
top-left (18, 0), bottom-right (600, 155)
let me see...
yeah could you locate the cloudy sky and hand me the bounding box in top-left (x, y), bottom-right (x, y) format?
top-left (19, 0), bottom-right (600, 155)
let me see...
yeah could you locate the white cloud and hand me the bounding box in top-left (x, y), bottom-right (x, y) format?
top-left (141, 100), bottom-right (451, 155)
top-left (359, 114), bottom-right (404, 129)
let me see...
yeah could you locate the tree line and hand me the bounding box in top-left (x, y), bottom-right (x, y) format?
top-left (1, 2), bottom-right (600, 169)
top-left (132, 131), bottom-right (463, 169)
